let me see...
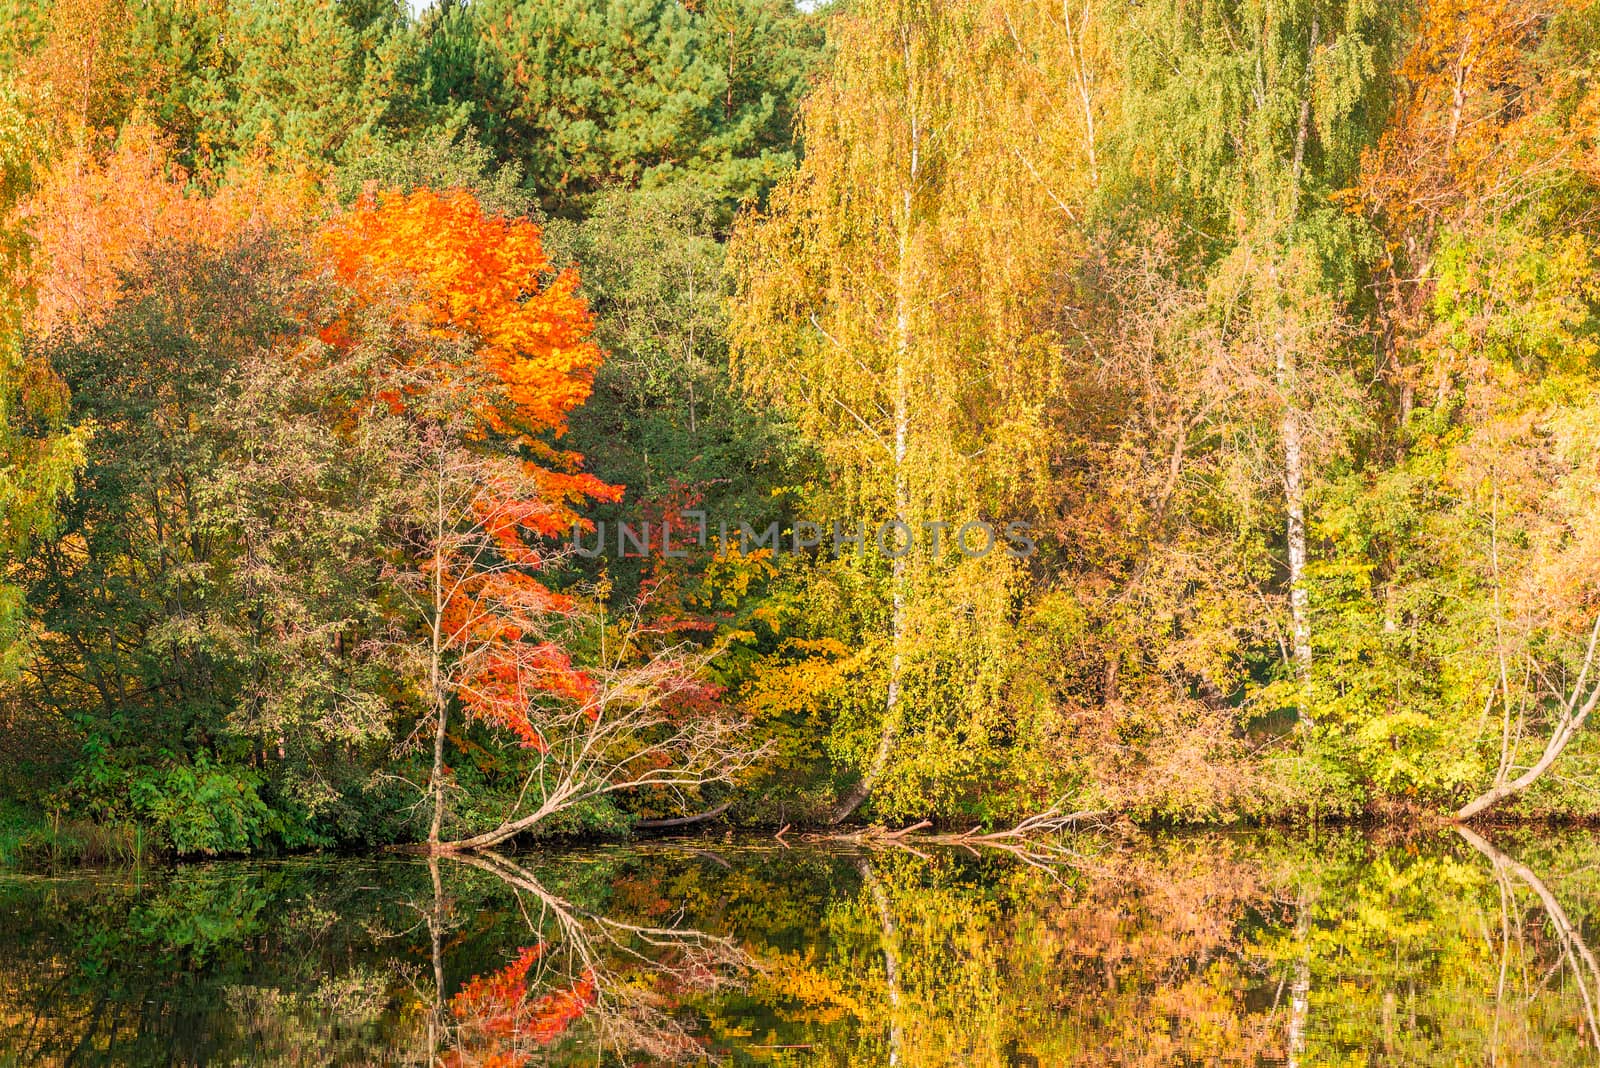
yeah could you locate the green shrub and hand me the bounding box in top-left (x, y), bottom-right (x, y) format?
top-left (128, 758), bottom-right (273, 856)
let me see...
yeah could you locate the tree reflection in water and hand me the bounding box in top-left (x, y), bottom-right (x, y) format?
top-left (4, 831), bottom-right (1600, 1064)
top-left (428, 850), bottom-right (755, 1065)
top-left (1458, 827), bottom-right (1600, 1061)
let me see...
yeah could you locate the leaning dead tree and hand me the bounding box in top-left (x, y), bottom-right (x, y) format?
top-left (439, 603), bottom-right (766, 852)
top-left (1456, 614), bottom-right (1600, 821)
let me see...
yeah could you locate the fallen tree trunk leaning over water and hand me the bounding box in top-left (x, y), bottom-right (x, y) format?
top-left (428, 613), bottom-right (764, 853)
top-left (633, 799), bottom-right (735, 830)
top-left (1456, 614), bottom-right (1600, 822)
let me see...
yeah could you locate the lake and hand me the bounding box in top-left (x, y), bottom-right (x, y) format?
top-left (1, 827), bottom-right (1597, 1065)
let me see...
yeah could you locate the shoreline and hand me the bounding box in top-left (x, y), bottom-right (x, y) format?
top-left (5, 805), bottom-right (1595, 873)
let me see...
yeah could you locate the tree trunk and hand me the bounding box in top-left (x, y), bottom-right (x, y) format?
top-left (1270, 251), bottom-right (1313, 717)
top-left (634, 800), bottom-right (735, 829)
top-left (1280, 399), bottom-right (1305, 684)
top-left (829, 343), bottom-right (908, 824)
top-left (427, 690), bottom-right (449, 849)
top-left (428, 454), bottom-right (449, 851)
top-left (1063, 0), bottom-right (1098, 184)
top-left (831, 45), bottom-right (921, 826)
top-left (1282, 395), bottom-right (1312, 685)
top-left (443, 794), bottom-right (565, 852)
top-left (1280, 15), bottom-right (1319, 720)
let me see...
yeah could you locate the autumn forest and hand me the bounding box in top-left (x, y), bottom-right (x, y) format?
top-left (1, 0), bottom-right (1599, 867)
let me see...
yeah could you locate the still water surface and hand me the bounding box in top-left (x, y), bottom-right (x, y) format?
top-left (2, 827), bottom-right (1598, 1065)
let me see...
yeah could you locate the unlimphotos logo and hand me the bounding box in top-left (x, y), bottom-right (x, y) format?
top-left (570, 512), bottom-right (1037, 560)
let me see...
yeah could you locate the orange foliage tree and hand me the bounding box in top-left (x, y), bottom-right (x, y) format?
top-left (1347, 0), bottom-right (1573, 418)
top-left (318, 189), bottom-right (757, 852)
top-left (319, 189), bottom-right (604, 446)
top-left (317, 190), bottom-right (615, 847)
top-left (22, 123), bottom-right (315, 337)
